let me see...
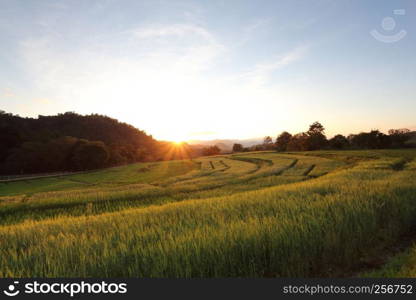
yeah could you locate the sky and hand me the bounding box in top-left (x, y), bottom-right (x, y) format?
top-left (0, 0), bottom-right (415, 142)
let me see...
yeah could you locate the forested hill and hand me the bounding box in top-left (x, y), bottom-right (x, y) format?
top-left (0, 111), bottom-right (159, 174)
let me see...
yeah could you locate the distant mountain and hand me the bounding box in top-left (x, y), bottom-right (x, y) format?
top-left (187, 138), bottom-right (263, 152)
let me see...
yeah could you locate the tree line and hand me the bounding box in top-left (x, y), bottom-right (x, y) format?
top-left (233, 122), bottom-right (416, 153)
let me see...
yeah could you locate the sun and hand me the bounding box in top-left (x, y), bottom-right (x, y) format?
top-left (173, 141), bottom-right (185, 146)
top-left (167, 133), bottom-right (189, 145)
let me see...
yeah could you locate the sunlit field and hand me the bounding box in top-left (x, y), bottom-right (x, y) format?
top-left (1, 149), bottom-right (416, 277)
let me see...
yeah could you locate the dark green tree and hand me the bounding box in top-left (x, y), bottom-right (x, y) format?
top-left (328, 134), bottom-right (349, 149)
top-left (232, 143), bottom-right (244, 152)
top-left (275, 131), bottom-right (292, 152)
top-left (307, 122), bottom-right (327, 150)
top-left (287, 133), bottom-right (309, 151)
top-left (202, 146), bottom-right (221, 156)
top-left (388, 129), bottom-right (412, 148)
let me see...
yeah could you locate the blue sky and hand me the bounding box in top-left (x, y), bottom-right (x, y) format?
top-left (0, 0), bottom-right (415, 141)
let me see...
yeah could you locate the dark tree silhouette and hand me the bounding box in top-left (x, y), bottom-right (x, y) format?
top-left (263, 136), bottom-right (274, 150)
top-left (287, 133), bottom-right (309, 151)
top-left (349, 130), bottom-right (391, 149)
top-left (232, 143), bottom-right (244, 152)
top-left (263, 136), bottom-right (272, 144)
top-left (388, 129), bottom-right (412, 148)
top-left (307, 122), bottom-right (327, 150)
top-left (328, 134), bottom-right (349, 149)
top-left (202, 146), bottom-right (221, 156)
top-left (276, 131), bottom-right (292, 152)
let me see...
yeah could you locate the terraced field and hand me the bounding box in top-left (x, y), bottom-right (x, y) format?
top-left (0, 149), bottom-right (415, 277)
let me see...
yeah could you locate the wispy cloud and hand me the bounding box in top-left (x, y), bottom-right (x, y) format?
top-left (239, 45), bottom-right (309, 87)
top-left (133, 23), bottom-right (216, 43)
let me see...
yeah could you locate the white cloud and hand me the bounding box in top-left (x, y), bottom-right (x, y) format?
top-left (237, 45), bottom-right (309, 87)
top-left (133, 23), bottom-right (216, 43)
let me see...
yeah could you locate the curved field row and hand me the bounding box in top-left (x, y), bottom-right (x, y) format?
top-left (0, 152), bottom-right (346, 226)
top-left (153, 156), bottom-right (256, 187)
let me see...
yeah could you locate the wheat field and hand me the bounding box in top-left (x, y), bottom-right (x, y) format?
top-left (1, 149), bottom-right (415, 277)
